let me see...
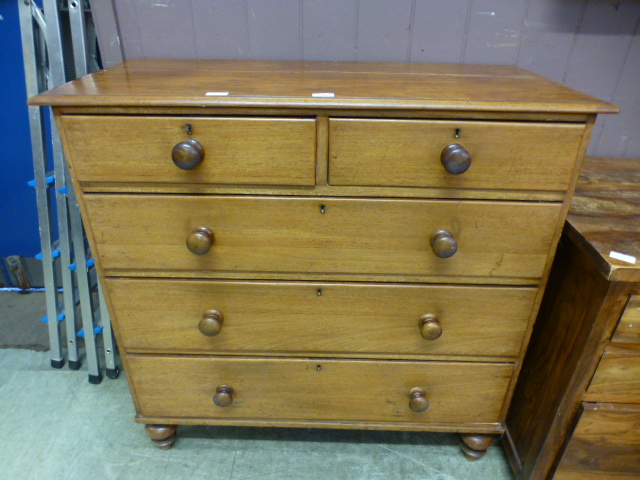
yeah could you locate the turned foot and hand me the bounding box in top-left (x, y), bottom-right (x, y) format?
top-left (460, 433), bottom-right (494, 461)
top-left (145, 424), bottom-right (178, 450)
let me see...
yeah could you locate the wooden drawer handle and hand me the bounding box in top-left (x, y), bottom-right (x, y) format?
top-left (409, 387), bottom-right (430, 413)
top-left (430, 230), bottom-right (458, 258)
top-left (186, 226), bottom-right (214, 255)
top-left (441, 144), bottom-right (471, 174)
top-left (213, 385), bottom-right (234, 407)
top-left (419, 314), bottom-right (442, 340)
top-left (198, 309), bottom-right (224, 336)
top-left (172, 138), bottom-right (204, 170)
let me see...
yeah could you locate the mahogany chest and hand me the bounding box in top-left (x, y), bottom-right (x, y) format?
top-left (31, 59), bottom-right (616, 457)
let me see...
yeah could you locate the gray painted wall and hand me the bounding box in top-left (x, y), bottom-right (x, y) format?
top-left (92, 0), bottom-right (640, 157)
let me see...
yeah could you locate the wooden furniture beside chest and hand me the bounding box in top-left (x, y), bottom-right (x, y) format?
top-left (30, 60), bottom-right (616, 458)
top-left (505, 157), bottom-right (640, 479)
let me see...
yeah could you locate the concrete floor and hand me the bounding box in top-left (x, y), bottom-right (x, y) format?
top-left (0, 292), bottom-right (514, 480)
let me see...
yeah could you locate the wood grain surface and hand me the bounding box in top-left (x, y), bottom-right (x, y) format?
top-left (504, 239), bottom-right (633, 480)
top-left (567, 157), bottom-right (640, 282)
top-left (84, 194), bottom-right (561, 281)
top-left (106, 278), bottom-right (536, 359)
top-left (613, 295), bottom-right (640, 345)
top-left (554, 403), bottom-right (640, 479)
top-left (585, 347), bottom-right (640, 403)
top-left (30, 59), bottom-right (618, 113)
top-left (329, 118), bottom-right (585, 191)
top-left (61, 115), bottom-right (317, 186)
top-left (126, 355), bottom-right (513, 424)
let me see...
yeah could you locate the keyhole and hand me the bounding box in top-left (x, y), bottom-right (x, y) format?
top-left (455, 128), bottom-right (461, 138)
top-left (320, 204), bottom-right (326, 214)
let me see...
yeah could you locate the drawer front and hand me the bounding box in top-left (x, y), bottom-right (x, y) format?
top-left (612, 296), bottom-right (640, 344)
top-left (554, 404), bottom-right (640, 480)
top-left (107, 279), bottom-right (536, 358)
top-left (86, 195), bottom-right (561, 280)
top-left (585, 348), bottom-right (640, 403)
top-left (127, 355), bottom-right (513, 424)
top-left (329, 119), bottom-right (584, 191)
top-left (60, 116), bottom-right (317, 186)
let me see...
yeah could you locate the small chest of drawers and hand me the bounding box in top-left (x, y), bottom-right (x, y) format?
top-left (506, 157), bottom-right (640, 479)
top-left (31, 59), bottom-right (616, 458)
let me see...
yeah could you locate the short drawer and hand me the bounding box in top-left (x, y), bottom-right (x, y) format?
top-left (612, 295), bottom-right (640, 344)
top-left (127, 355), bottom-right (513, 424)
top-left (585, 347), bottom-right (640, 403)
top-left (554, 403), bottom-right (640, 479)
top-left (85, 195), bottom-right (561, 281)
top-left (107, 279), bottom-right (536, 358)
top-left (60, 115), bottom-right (316, 186)
top-left (329, 119), bottom-right (584, 191)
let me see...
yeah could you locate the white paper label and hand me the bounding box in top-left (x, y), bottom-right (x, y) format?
top-left (205, 91), bottom-right (230, 96)
top-left (609, 251), bottom-right (637, 264)
top-left (312, 92), bottom-right (335, 98)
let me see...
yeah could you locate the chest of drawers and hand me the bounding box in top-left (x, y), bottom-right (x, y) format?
top-left (31, 59), bottom-right (616, 458)
top-left (506, 157), bottom-right (640, 479)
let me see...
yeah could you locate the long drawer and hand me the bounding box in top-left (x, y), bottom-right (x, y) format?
top-left (85, 195), bottom-right (561, 281)
top-left (107, 279), bottom-right (536, 358)
top-left (127, 355), bottom-right (513, 424)
top-left (60, 116), bottom-right (317, 186)
top-left (329, 118), bottom-right (585, 191)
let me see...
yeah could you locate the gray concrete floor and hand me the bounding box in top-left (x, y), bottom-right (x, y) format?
top-left (0, 292), bottom-right (513, 479)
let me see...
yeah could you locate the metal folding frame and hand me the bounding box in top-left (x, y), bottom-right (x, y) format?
top-left (18, 0), bottom-right (119, 382)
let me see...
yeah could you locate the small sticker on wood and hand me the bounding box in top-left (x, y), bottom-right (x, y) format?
top-left (609, 251), bottom-right (637, 264)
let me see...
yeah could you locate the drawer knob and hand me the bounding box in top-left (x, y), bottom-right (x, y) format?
top-left (441, 144), bottom-right (471, 175)
top-left (172, 138), bottom-right (204, 170)
top-left (213, 385), bottom-right (234, 407)
top-left (419, 314), bottom-right (442, 341)
top-left (409, 387), bottom-right (430, 413)
top-left (186, 227), bottom-right (214, 255)
top-left (430, 230), bottom-right (458, 258)
top-left (198, 309), bottom-right (224, 336)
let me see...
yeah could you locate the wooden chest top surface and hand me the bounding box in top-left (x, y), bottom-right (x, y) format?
top-left (567, 157), bottom-right (640, 282)
top-left (30, 59), bottom-right (618, 113)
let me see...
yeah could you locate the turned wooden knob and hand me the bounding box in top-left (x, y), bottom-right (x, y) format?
top-left (419, 314), bottom-right (442, 340)
top-left (198, 309), bottom-right (224, 336)
top-left (430, 230), bottom-right (458, 258)
top-left (441, 144), bottom-right (471, 175)
top-left (172, 138), bottom-right (204, 170)
top-left (409, 387), bottom-right (430, 413)
top-left (186, 227), bottom-right (214, 255)
top-left (213, 385), bottom-right (233, 407)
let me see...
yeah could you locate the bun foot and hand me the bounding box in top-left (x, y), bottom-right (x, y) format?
top-left (145, 424), bottom-right (178, 450)
top-left (460, 433), bottom-right (494, 461)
